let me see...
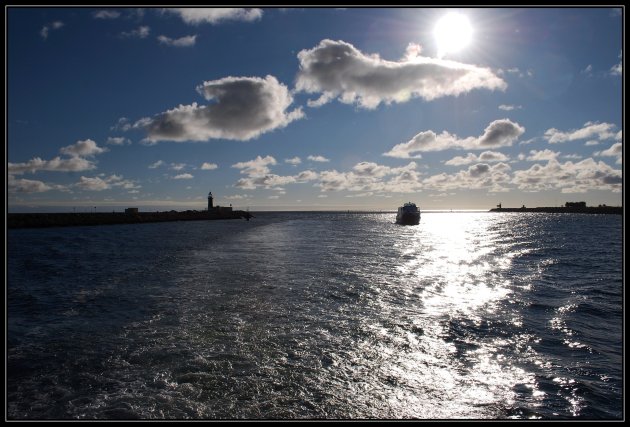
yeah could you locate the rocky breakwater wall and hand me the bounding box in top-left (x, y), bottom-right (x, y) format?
top-left (8, 210), bottom-right (252, 229)
top-left (489, 206), bottom-right (622, 215)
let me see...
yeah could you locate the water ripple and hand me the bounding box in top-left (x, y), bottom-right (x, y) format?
top-left (7, 212), bottom-right (622, 419)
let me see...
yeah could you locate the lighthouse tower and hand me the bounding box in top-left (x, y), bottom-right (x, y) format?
top-left (208, 191), bottom-right (214, 211)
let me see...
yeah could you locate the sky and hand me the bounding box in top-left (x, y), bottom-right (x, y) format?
top-left (7, 7), bottom-right (623, 212)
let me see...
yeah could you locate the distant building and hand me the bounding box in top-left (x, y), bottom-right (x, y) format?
top-left (565, 201), bottom-right (586, 208)
top-left (125, 207), bottom-right (139, 214)
top-left (207, 191), bottom-right (232, 214)
top-left (216, 206), bottom-right (233, 214)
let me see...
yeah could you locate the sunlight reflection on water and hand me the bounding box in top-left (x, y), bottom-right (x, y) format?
top-left (379, 213), bottom-right (540, 418)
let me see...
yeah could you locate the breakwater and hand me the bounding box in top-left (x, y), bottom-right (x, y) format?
top-left (8, 210), bottom-right (253, 229)
top-left (489, 206), bottom-right (622, 215)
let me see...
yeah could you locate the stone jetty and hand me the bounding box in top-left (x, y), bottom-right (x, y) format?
top-left (8, 209), bottom-right (253, 229)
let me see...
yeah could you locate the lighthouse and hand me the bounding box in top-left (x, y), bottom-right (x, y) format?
top-left (208, 191), bottom-right (214, 211)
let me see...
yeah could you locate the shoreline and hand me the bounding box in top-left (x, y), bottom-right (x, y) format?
top-left (7, 210), bottom-right (253, 229)
top-left (488, 206), bottom-right (622, 215)
top-left (7, 207), bottom-right (623, 229)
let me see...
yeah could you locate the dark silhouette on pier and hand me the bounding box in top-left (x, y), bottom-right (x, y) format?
top-left (8, 190), bottom-right (254, 229)
top-left (7, 208), bottom-right (253, 228)
top-left (490, 201), bottom-right (621, 215)
top-left (7, 209), bottom-right (254, 229)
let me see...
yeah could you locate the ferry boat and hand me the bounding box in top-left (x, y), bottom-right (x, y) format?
top-left (396, 202), bottom-right (420, 225)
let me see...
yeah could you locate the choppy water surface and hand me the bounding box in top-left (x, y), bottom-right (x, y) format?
top-left (7, 212), bottom-right (623, 419)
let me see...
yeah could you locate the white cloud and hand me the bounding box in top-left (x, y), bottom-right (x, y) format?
top-left (307, 155), bottom-right (330, 162)
top-left (295, 39), bottom-right (506, 109)
top-left (170, 163), bottom-right (187, 171)
top-left (223, 151), bottom-right (621, 200)
top-left (231, 155), bottom-right (319, 190)
top-left (444, 153), bottom-right (477, 165)
top-left (40, 21), bottom-right (64, 40)
top-left (477, 151), bottom-right (510, 163)
top-left (75, 176), bottom-right (111, 191)
top-left (121, 26), bottom-right (150, 39)
top-left (295, 170), bottom-right (319, 181)
top-left (316, 161), bottom-right (421, 193)
top-left (285, 156), bottom-right (302, 165)
top-left (476, 120), bottom-right (526, 148)
top-left (111, 117), bottom-right (132, 132)
top-left (610, 50), bottom-right (622, 76)
top-left (384, 119), bottom-right (525, 158)
top-left (345, 192), bottom-right (375, 198)
top-left (498, 104), bottom-right (522, 111)
top-left (60, 139), bottom-right (108, 157)
top-left (163, 8), bottom-right (263, 25)
top-left (422, 162), bottom-right (513, 193)
top-left (352, 161), bottom-right (402, 177)
top-left (148, 160), bottom-right (165, 169)
top-left (201, 162), bottom-right (218, 170)
top-left (310, 160), bottom-right (516, 195)
top-left (610, 63), bottom-right (622, 76)
top-left (93, 10), bottom-right (121, 19)
top-left (519, 137), bottom-right (537, 145)
top-left (307, 92), bottom-right (335, 108)
top-left (139, 138), bottom-right (159, 146)
top-left (525, 149), bottom-right (560, 161)
top-left (544, 121), bottom-right (617, 144)
top-left (232, 155), bottom-right (277, 176)
top-left (142, 75), bottom-right (303, 142)
top-left (8, 175), bottom-right (67, 193)
top-left (225, 194), bottom-right (251, 200)
top-left (513, 158), bottom-right (621, 193)
top-left (403, 42), bottom-right (422, 60)
top-left (173, 173), bottom-right (194, 179)
top-left (498, 67), bottom-right (530, 78)
top-left (595, 142), bottom-right (622, 164)
top-left (106, 137), bottom-right (131, 145)
top-left (27, 146), bottom-right (621, 205)
top-left (235, 174), bottom-right (297, 190)
top-left (8, 156), bottom-right (96, 175)
top-left (444, 151), bottom-right (509, 166)
top-left (157, 35), bottom-right (197, 47)
top-left (133, 117), bottom-right (153, 130)
top-left (73, 174), bottom-right (140, 192)
top-left (9, 138), bottom-right (109, 177)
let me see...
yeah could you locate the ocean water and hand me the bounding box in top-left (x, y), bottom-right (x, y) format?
top-left (7, 212), bottom-right (623, 420)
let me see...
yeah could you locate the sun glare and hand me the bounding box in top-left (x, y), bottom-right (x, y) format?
top-left (434, 12), bottom-right (473, 58)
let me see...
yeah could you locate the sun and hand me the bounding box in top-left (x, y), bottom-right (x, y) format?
top-left (434, 12), bottom-right (473, 58)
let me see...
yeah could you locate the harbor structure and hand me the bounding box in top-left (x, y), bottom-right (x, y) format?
top-left (8, 191), bottom-right (252, 228)
top-left (207, 190), bottom-right (233, 214)
top-left (489, 202), bottom-right (621, 214)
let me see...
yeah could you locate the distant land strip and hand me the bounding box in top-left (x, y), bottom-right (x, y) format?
top-left (489, 206), bottom-right (622, 214)
top-left (7, 210), bottom-right (253, 229)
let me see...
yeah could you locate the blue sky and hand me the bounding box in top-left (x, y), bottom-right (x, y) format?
top-left (7, 7), bottom-right (623, 212)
